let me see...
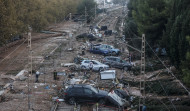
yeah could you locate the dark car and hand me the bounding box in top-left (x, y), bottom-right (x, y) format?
top-left (100, 26), bottom-right (108, 31)
top-left (89, 46), bottom-right (110, 56)
top-left (64, 84), bottom-right (108, 105)
top-left (98, 44), bottom-right (120, 55)
top-left (104, 30), bottom-right (112, 36)
top-left (76, 33), bottom-right (96, 41)
top-left (102, 56), bottom-right (132, 71)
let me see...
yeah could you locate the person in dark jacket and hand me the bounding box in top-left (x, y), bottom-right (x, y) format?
top-left (53, 70), bottom-right (57, 80)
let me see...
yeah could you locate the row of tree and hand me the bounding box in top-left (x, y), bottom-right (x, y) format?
top-left (126, 0), bottom-right (190, 86)
top-left (0, 0), bottom-right (96, 46)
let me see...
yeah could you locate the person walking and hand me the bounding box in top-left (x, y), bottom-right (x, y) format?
top-left (35, 71), bottom-right (40, 82)
top-left (53, 70), bottom-right (57, 80)
top-left (129, 53), bottom-right (132, 63)
top-left (89, 61), bottom-right (93, 71)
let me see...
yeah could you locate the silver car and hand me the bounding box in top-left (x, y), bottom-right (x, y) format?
top-left (80, 60), bottom-right (109, 71)
top-left (102, 56), bottom-right (132, 71)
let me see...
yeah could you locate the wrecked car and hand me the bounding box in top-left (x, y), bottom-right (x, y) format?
top-left (89, 44), bottom-right (120, 56)
top-left (98, 44), bottom-right (120, 55)
top-left (100, 26), bottom-right (108, 31)
top-left (89, 46), bottom-right (110, 56)
top-left (76, 33), bottom-right (96, 41)
top-left (64, 84), bottom-right (108, 105)
top-left (80, 60), bottom-right (109, 71)
top-left (104, 30), bottom-right (112, 36)
top-left (102, 56), bottom-right (132, 71)
top-left (108, 89), bottom-right (130, 107)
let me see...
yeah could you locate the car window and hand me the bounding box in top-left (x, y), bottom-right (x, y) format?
top-left (110, 58), bottom-right (115, 61)
top-left (73, 88), bottom-right (83, 94)
top-left (92, 61), bottom-right (98, 64)
top-left (107, 58), bottom-right (111, 60)
top-left (95, 47), bottom-right (100, 50)
top-left (107, 46), bottom-right (111, 49)
top-left (112, 58), bottom-right (117, 61)
top-left (68, 88), bottom-right (74, 93)
top-left (116, 58), bottom-right (120, 62)
top-left (102, 45), bottom-right (106, 48)
top-left (84, 61), bottom-right (90, 63)
top-left (90, 87), bottom-right (98, 93)
top-left (115, 90), bottom-right (124, 98)
top-left (84, 88), bottom-right (93, 95)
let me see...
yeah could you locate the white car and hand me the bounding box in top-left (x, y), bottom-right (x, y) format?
top-left (80, 60), bottom-right (109, 71)
top-left (108, 89), bottom-right (130, 107)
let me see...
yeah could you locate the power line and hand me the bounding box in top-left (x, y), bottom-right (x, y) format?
top-left (125, 24), bottom-right (190, 95)
top-left (0, 39), bottom-right (27, 65)
top-left (146, 83), bottom-right (171, 111)
top-left (146, 41), bottom-right (190, 95)
top-left (146, 58), bottom-right (178, 111)
top-left (124, 24), bottom-right (180, 111)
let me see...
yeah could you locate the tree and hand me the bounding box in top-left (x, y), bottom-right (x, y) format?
top-left (132, 0), bottom-right (169, 46)
top-left (77, 0), bottom-right (97, 23)
top-left (182, 36), bottom-right (190, 86)
top-left (164, 0), bottom-right (190, 68)
top-left (0, 0), bottom-right (81, 46)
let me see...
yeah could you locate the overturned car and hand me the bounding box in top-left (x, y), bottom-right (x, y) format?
top-left (108, 89), bottom-right (130, 107)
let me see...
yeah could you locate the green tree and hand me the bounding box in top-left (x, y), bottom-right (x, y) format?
top-left (132, 0), bottom-right (169, 46)
top-left (0, 0), bottom-right (81, 46)
top-left (77, 0), bottom-right (97, 23)
top-left (182, 36), bottom-right (190, 86)
top-left (164, 0), bottom-right (190, 68)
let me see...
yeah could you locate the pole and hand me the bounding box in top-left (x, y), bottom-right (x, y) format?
top-left (28, 26), bottom-right (32, 111)
top-left (94, 4), bottom-right (96, 19)
top-left (104, 0), bottom-right (105, 14)
top-left (85, 7), bottom-right (87, 24)
top-left (139, 34), bottom-right (145, 111)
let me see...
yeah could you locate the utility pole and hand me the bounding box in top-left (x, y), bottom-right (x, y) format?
top-left (103, 0), bottom-right (105, 14)
top-left (139, 34), bottom-right (146, 111)
top-left (28, 26), bottom-right (32, 111)
top-left (95, 4), bottom-right (97, 19)
top-left (85, 6), bottom-right (87, 24)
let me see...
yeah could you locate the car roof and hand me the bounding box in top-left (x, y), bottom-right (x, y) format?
top-left (83, 60), bottom-right (99, 62)
top-left (72, 84), bottom-right (92, 88)
top-left (105, 56), bottom-right (120, 59)
top-left (101, 44), bottom-right (111, 46)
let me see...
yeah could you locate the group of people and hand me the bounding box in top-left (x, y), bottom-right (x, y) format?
top-left (35, 70), bottom-right (57, 83)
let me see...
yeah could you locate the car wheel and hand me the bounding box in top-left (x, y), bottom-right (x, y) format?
top-left (112, 51), bottom-right (117, 55)
top-left (98, 98), bottom-right (106, 105)
top-left (69, 65), bottom-right (76, 71)
top-left (108, 64), bottom-right (111, 68)
top-left (81, 66), bottom-right (86, 69)
top-left (124, 67), bottom-right (128, 71)
top-left (68, 97), bottom-right (76, 105)
top-left (99, 67), bottom-right (104, 72)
